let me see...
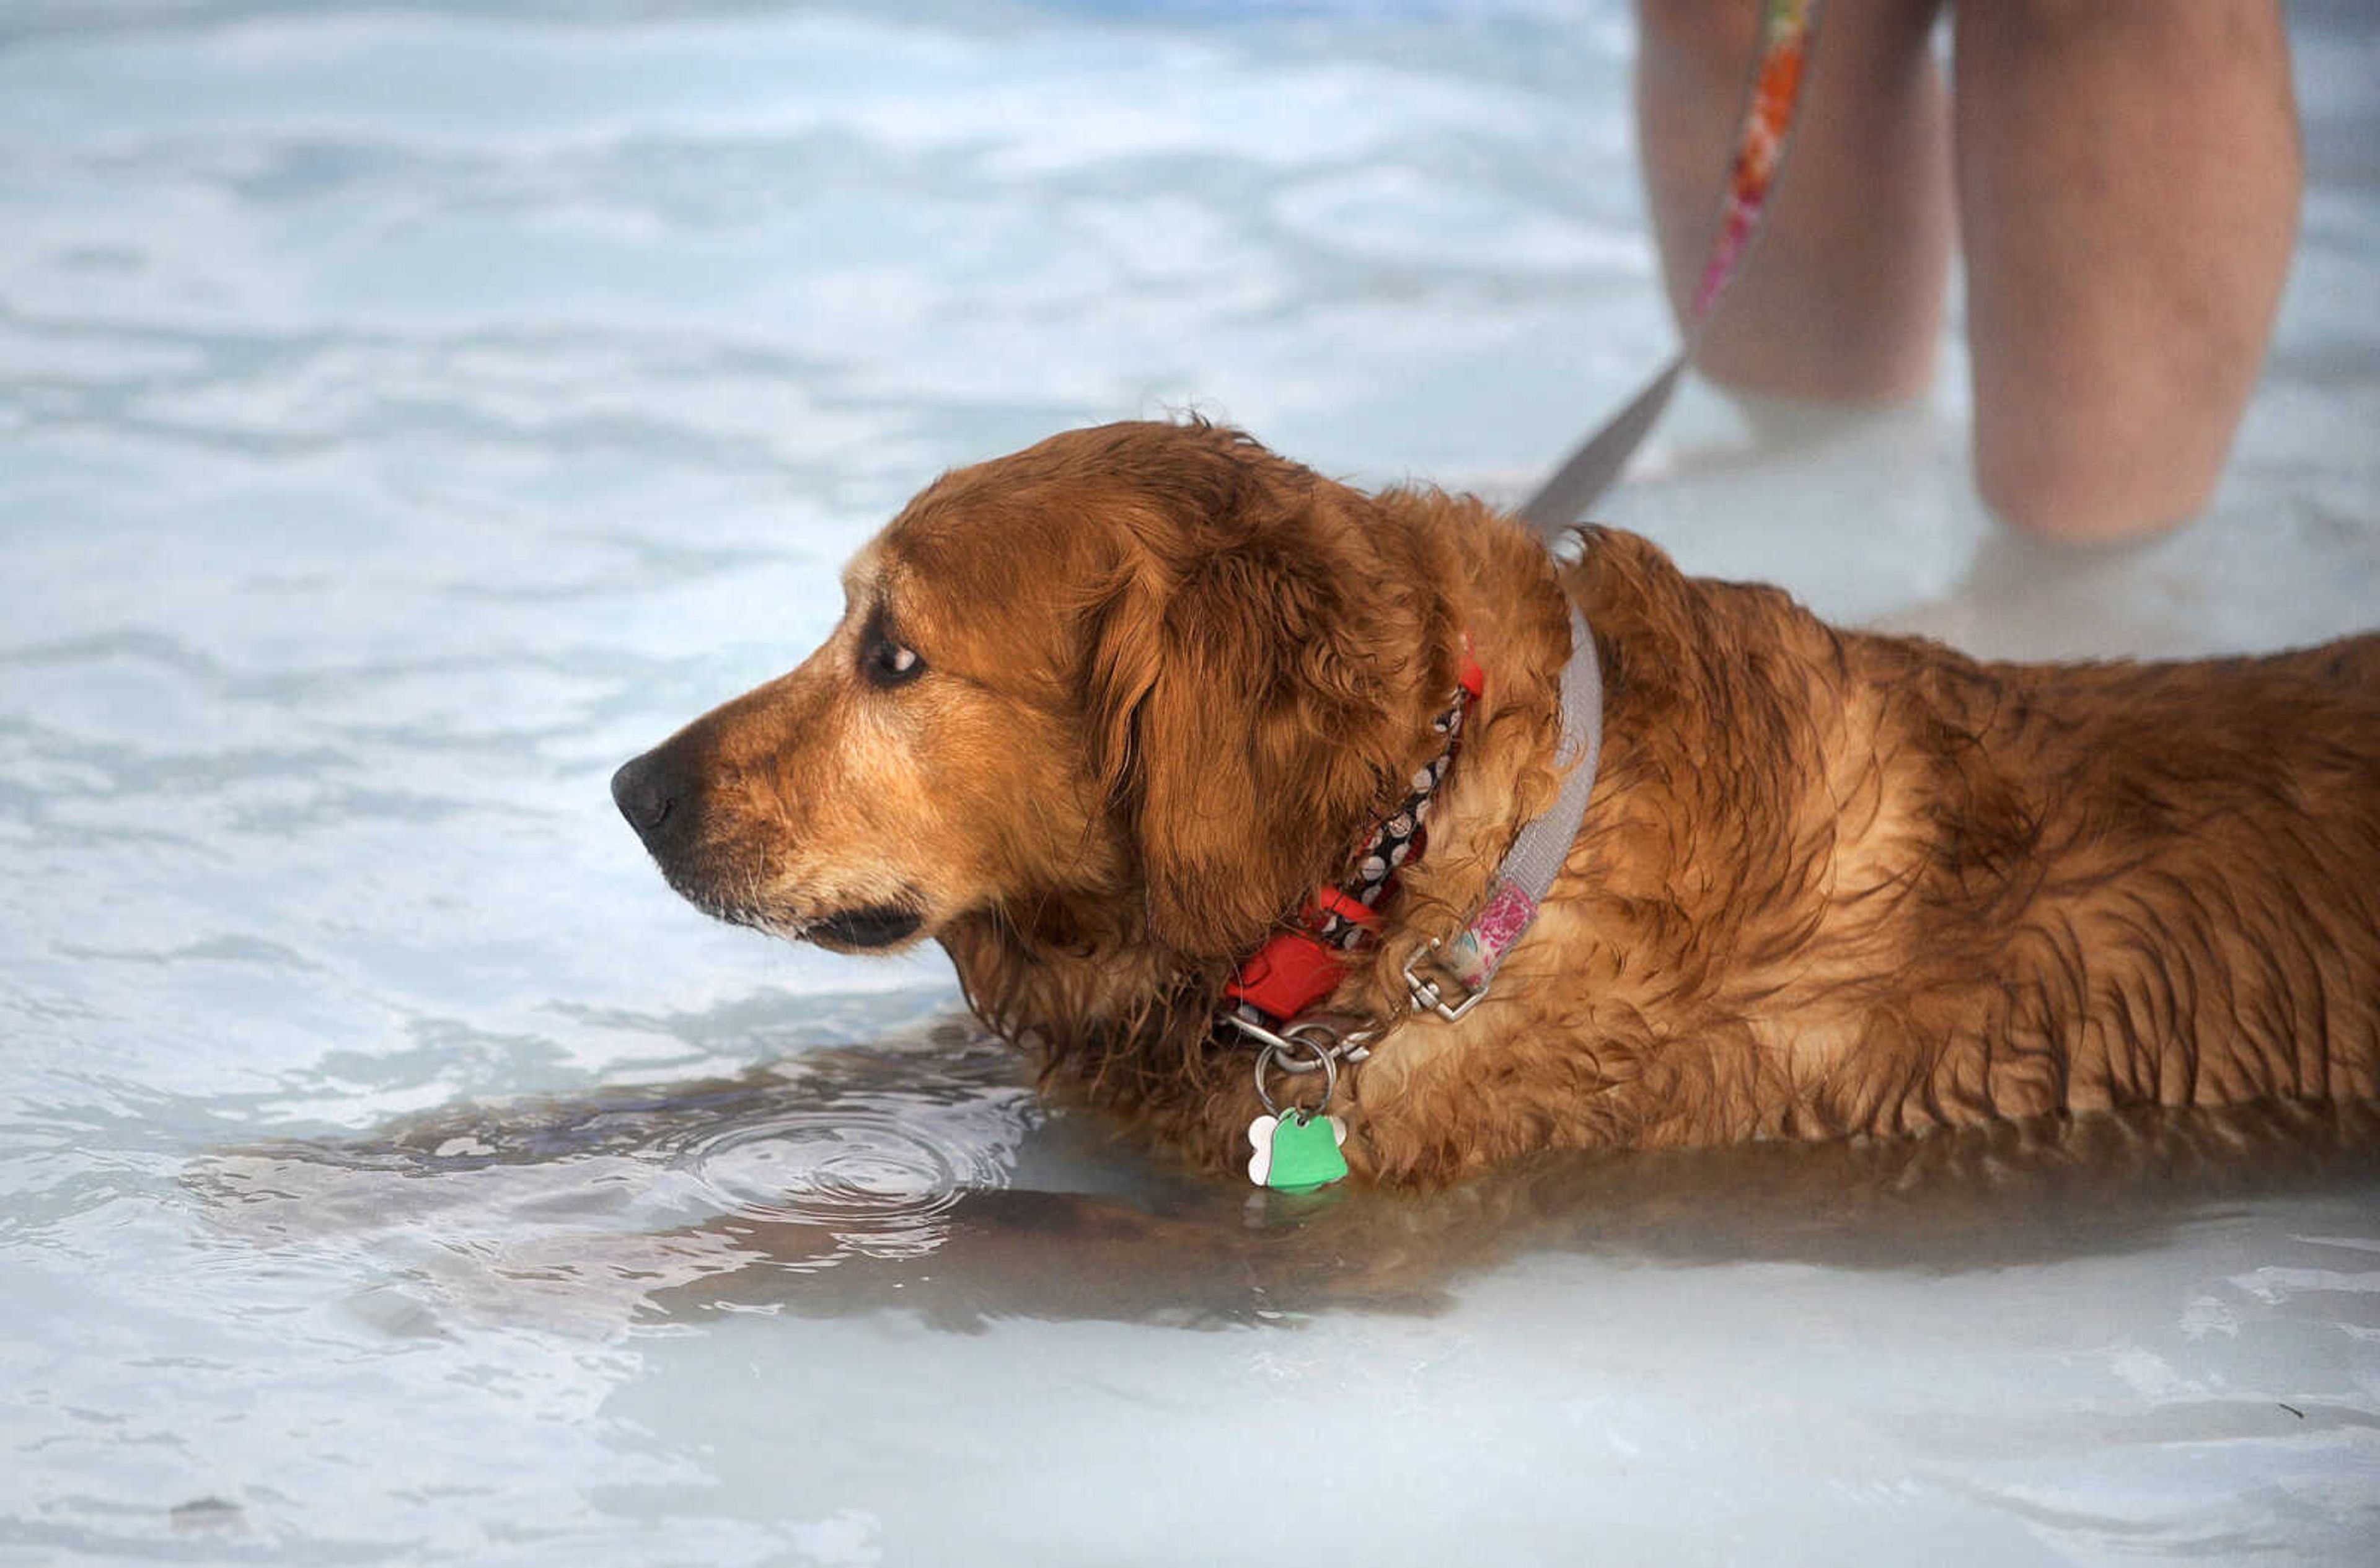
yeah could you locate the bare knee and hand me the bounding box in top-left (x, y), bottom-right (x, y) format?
top-left (1970, 0), bottom-right (2290, 63)
top-left (1634, 0), bottom-right (1761, 65)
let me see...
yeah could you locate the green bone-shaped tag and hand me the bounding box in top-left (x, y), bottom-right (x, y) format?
top-left (1246, 1112), bottom-right (1349, 1192)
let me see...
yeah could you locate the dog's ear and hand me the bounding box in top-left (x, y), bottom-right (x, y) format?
top-left (1087, 477), bottom-right (1434, 958)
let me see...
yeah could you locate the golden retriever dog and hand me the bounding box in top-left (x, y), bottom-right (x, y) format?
top-left (612, 420), bottom-right (2380, 1187)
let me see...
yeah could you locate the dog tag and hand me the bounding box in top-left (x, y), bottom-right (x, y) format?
top-left (1246, 1111), bottom-right (1348, 1192)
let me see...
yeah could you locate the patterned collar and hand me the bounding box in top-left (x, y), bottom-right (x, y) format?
top-left (1222, 646), bottom-right (1485, 1027)
top-left (1220, 602), bottom-right (1605, 1046)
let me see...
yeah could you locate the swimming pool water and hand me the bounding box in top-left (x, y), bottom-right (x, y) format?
top-left (4, 2), bottom-right (2378, 1562)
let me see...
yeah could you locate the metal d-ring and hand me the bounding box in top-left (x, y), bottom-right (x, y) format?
top-left (1253, 1034), bottom-right (1338, 1120)
top-left (1226, 1010), bottom-right (1376, 1067)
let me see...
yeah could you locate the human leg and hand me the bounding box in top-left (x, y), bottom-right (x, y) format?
top-left (1634, 0), bottom-right (1953, 402)
top-left (1952, 0), bottom-right (2301, 540)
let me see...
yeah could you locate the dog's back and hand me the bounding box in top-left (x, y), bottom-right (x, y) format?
top-left (1959, 630), bottom-right (2380, 1116)
top-left (1561, 530), bottom-right (2380, 1148)
top-left (2260, 631), bottom-right (2380, 692)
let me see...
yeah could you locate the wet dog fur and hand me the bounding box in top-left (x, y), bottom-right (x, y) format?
top-left (613, 420), bottom-right (2380, 1187)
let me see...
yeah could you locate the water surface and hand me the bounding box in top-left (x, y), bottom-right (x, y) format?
top-left (4, 2), bottom-right (2378, 1562)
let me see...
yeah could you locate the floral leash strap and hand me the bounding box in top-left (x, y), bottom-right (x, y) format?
top-left (1517, 0), bottom-right (1822, 534)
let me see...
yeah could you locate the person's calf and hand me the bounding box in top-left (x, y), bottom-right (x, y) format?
top-left (1634, 0), bottom-right (1954, 405)
top-left (1954, 0), bottom-right (2301, 542)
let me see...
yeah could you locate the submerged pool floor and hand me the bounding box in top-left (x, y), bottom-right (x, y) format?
top-left (4, 2), bottom-right (2378, 1563)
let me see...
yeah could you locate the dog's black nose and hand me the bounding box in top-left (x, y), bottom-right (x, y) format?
top-left (610, 751), bottom-right (677, 839)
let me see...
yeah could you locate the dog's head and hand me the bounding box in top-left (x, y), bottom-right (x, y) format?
top-left (612, 421), bottom-right (1462, 972)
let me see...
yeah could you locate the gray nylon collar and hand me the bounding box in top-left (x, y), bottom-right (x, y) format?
top-left (1401, 600), bottom-right (1601, 1020)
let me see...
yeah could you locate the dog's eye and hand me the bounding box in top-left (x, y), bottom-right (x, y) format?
top-left (862, 632), bottom-right (925, 688)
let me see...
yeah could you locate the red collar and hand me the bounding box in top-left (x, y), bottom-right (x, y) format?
top-left (1223, 646), bottom-right (1486, 1024)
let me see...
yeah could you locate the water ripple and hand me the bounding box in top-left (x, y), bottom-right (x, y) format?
top-left (674, 1103), bottom-right (1008, 1253)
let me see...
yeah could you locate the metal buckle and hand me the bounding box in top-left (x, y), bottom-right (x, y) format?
top-left (1402, 940), bottom-right (1487, 1023)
